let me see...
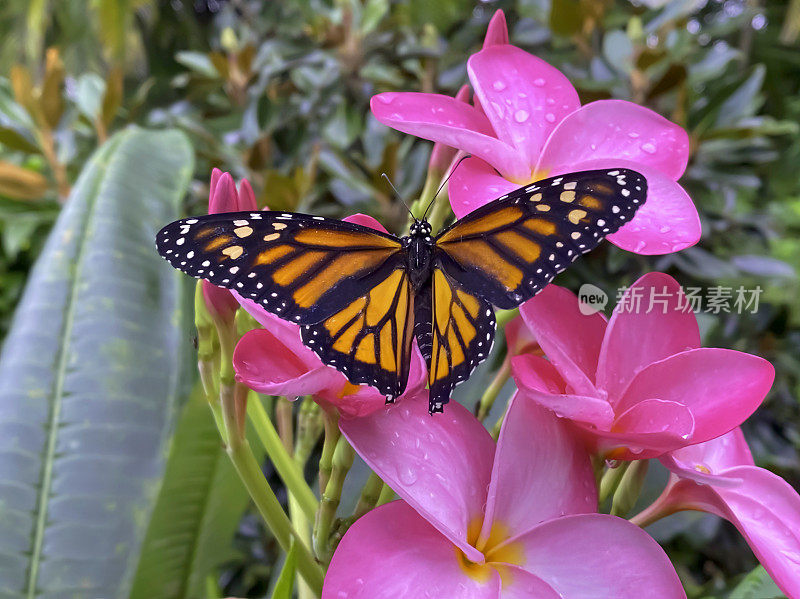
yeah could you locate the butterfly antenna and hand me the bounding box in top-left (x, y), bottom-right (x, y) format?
top-left (422, 154), bottom-right (471, 221)
top-left (382, 173), bottom-right (415, 220)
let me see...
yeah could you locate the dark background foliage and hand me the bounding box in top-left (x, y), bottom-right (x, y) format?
top-left (0, 0), bottom-right (797, 596)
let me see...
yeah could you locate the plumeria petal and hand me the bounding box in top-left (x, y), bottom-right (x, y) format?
top-left (519, 284), bottom-right (606, 396)
top-left (667, 428), bottom-right (755, 474)
top-left (343, 212), bottom-right (390, 232)
top-left (537, 100), bottom-right (690, 181)
top-left (597, 272), bottom-right (701, 402)
top-left (651, 470), bottom-right (800, 598)
top-left (208, 171), bottom-right (240, 214)
top-left (370, 93), bottom-right (529, 179)
top-left (483, 10), bottom-right (510, 48)
top-left (548, 159), bottom-right (700, 255)
top-left (238, 178), bottom-right (257, 211)
top-left (323, 501), bottom-right (502, 599)
top-left (598, 398), bottom-right (695, 459)
top-left (202, 279), bottom-right (240, 324)
top-left (497, 567), bottom-right (560, 598)
top-left (481, 395), bottom-right (596, 542)
top-left (617, 348), bottom-right (774, 445)
top-left (339, 392), bottom-right (494, 563)
top-left (233, 328), bottom-right (337, 397)
top-left (506, 514), bottom-right (686, 598)
top-left (511, 355), bottom-right (615, 427)
top-left (429, 85), bottom-right (473, 176)
top-left (449, 156), bottom-right (522, 218)
top-left (467, 46), bottom-right (580, 171)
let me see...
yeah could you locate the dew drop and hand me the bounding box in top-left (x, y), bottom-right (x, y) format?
top-left (534, 78), bottom-right (546, 86)
top-left (514, 109), bottom-right (529, 123)
top-left (376, 95), bottom-right (393, 104)
top-left (493, 80), bottom-right (506, 91)
top-left (397, 464), bottom-right (418, 485)
top-left (628, 131), bottom-right (640, 138)
top-left (641, 142), bottom-right (657, 154)
top-left (660, 225), bottom-right (672, 233)
top-left (545, 113), bottom-right (556, 123)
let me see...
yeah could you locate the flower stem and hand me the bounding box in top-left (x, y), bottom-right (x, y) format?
top-left (319, 410), bottom-right (341, 493)
top-left (246, 394), bottom-right (318, 521)
top-left (495, 307), bottom-right (519, 329)
top-left (611, 459), bottom-right (649, 517)
top-left (353, 472), bottom-right (384, 518)
top-left (313, 435), bottom-right (354, 564)
top-left (629, 479), bottom-right (679, 528)
top-left (599, 461), bottom-right (630, 504)
top-left (376, 483), bottom-right (396, 506)
top-left (221, 383), bottom-right (324, 595)
top-left (477, 358), bottom-right (511, 421)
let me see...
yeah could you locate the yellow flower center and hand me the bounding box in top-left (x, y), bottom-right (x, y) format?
top-left (694, 463), bottom-right (712, 474)
top-left (455, 518), bottom-right (525, 585)
top-left (509, 167), bottom-right (550, 186)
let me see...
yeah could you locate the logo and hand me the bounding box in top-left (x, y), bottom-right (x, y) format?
top-left (578, 283), bottom-right (608, 315)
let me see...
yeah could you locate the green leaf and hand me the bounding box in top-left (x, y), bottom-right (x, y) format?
top-left (728, 565), bottom-right (785, 598)
top-left (270, 540), bottom-right (298, 599)
top-left (129, 386), bottom-right (255, 599)
top-left (0, 127), bottom-right (194, 597)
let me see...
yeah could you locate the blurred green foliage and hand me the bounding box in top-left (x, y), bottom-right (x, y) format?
top-left (0, 0), bottom-right (798, 596)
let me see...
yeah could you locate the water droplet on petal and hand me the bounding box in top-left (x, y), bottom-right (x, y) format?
top-left (660, 225), bottom-right (672, 233)
top-left (641, 142), bottom-right (657, 154)
top-left (546, 97), bottom-right (555, 105)
top-left (534, 78), bottom-right (546, 86)
top-left (628, 131), bottom-right (640, 138)
top-left (545, 113), bottom-right (556, 123)
top-left (590, 143), bottom-right (597, 151)
top-left (493, 80), bottom-right (506, 91)
top-left (376, 95), bottom-right (393, 104)
top-left (397, 464), bottom-right (418, 485)
top-left (514, 109), bottom-right (529, 123)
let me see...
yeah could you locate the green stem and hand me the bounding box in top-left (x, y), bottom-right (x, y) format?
top-left (376, 484), bottom-right (396, 506)
top-left (353, 472), bottom-right (384, 518)
top-left (291, 398), bottom-right (320, 599)
top-left (599, 461), bottom-right (630, 504)
top-left (611, 459), bottom-right (649, 518)
top-left (319, 411), bottom-right (340, 494)
top-left (246, 394), bottom-right (318, 521)
top-left (221, 383), bottom-right (324, 595)
top-left (314, 435), bottom-right (354, 563)
top-left (490, 403), bottom-right (508, 440)
top-left (495, 307), bottom-right (519, 329)
top-left (476, 358), bottom-right (511, 421)
top-left (629, 482), bottom-right (678, 528)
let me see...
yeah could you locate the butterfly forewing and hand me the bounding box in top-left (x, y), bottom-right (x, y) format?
top-left (435, 168), bottom-right (647, 309)
top-left (156, 211), bottom-right (403, 324)
top-left (421, 168), bottom-right (647, 412)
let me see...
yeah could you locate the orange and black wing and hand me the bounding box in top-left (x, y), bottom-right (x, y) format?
top-left (415, 268), bottom-right (495, 412)
top-left (156, 211), bottom-right (415, 398)
top-left (301, 267), bottom-right (415, 401)
top-left (420, 168), bottom-right (647, 410)
top-left (434, 168), bottom-right (647, 309)
top-left (156, 211), bottom-right (404, 324)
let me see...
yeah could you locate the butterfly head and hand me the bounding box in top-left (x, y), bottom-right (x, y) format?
top-left (409, 219), bottom-right (432, 239)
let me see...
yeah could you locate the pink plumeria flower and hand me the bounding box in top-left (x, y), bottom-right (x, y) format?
top-left (233, 213), bottom-right (426, 418)
top-left (511, 272), bottom-right (774, 459)
top-left (202, 169), bottom-right (258, 324)
top-left (370, 9), bottom-right (699, 255)
top-left (323, 392), bottom-right (685, 598)
top-left (632, 428), bottom-right (800, 597)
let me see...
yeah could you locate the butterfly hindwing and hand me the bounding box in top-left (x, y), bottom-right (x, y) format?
top-left (156, 211), bottom-right (403, 324)
top-left (418, 269), bottom-right (495, 412)
top-left (301, 267), bottom-right (415, 400)
top-left (435, 168), bottom-right (647, 309)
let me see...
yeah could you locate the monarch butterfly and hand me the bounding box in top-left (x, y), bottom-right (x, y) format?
top-left (157, 168), bottom-right (646, 413)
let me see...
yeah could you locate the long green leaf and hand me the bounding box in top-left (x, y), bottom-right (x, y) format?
top-left (129, 386), bottom-right (255, 599)
top-left (0, 126), bottom-right (194, 598)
